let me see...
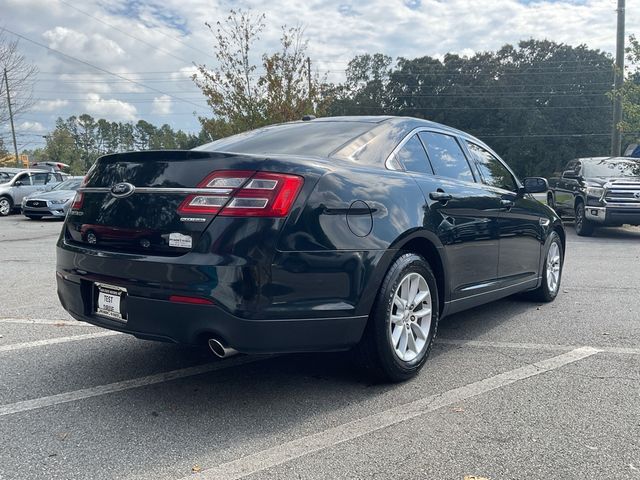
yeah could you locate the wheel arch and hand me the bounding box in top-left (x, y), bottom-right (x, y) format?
top-left (394, 235), bottom-right (447, 316)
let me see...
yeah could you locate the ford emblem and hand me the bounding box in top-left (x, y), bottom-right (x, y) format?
top-left (110, 182), bottom-right (135, 198)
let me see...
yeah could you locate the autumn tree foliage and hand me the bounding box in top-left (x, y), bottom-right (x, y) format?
top-left (193, 10), bottom-right (331, 139)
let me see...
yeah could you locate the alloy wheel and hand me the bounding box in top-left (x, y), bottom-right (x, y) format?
top-left (0, 198), bottom-right (10, 216)
top-left (546, 242), bottom-right (561, 294)
top-left (389, 272), bottom-right (432, 362)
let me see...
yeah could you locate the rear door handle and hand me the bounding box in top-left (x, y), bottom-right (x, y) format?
top-left (429, 191), bottom-right (453, 203)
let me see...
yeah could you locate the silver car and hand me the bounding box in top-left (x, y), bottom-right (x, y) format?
top-left (0, 169), bottom-right (66, 216)
top-left (21, 177), bottom-right (84, 219)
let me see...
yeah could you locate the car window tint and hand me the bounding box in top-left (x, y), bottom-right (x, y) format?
top-left (31, 173), bottom-right (48, 185)
top-left (466, 142), bottom-right (517, 192)
top-left (16, 173), bottom-right (30, 185)
top-left (194, 121), bottom-right (374, 157)
top-left (396, 135), bottom-right (433, 174)
top-left (418, 132), bottom-right (474, 182)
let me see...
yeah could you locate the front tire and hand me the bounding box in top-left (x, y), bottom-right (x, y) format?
top-left (0, 196), bottom-right (12, 217)
top-left (356, 253), bottom-right (439, 382)
top-left (575, 202), bottom-right (594, 237)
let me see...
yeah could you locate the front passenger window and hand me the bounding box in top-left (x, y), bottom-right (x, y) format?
top-left (15, 174), bottom-right (30, 185)
top-left (466, 142), bottom-right (518, 193)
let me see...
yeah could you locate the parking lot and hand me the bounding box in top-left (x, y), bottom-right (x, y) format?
top-left (0, 214), bottom-right (639, 480)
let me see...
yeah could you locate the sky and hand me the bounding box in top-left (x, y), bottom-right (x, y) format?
top-left (0, 0), bottom-right (637, 150)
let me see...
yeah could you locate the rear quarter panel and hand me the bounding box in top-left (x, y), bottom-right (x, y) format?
top-left (273, 166), bottom-right (430, 318)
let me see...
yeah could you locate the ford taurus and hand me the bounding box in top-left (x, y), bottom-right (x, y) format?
top-left (56, 116), bottom-right (565, 381)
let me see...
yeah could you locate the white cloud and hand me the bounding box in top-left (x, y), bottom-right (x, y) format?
top-left (84, 93), bottom-right (138, 121)
top-left (42, 26), bottom-right (127, 64)
top-left (17, 121), bottom-right (47, 133)
top-left (33, 99), bottom-right (69, 112)
top-left (152, 95), bottom-right (173, 115)
top-left (3, 0), bottom-right (637, 144)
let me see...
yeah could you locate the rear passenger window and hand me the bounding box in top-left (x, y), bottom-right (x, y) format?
top-left (418, 132), bottom-right (474, 182)
top-left (31, 173), bottom-right (48, 185)
top-left (396, 135), bottom-right (433, 174)
top-left (466, 142), bottom-right (518, 193)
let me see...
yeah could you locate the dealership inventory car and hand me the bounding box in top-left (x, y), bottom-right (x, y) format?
top-left (548, 157), bottom-right (640, 236)
top-left (56, 116), bottom-right (564, 381)
top-left (21, 176), bottom-right (84, 219)
top-left (0, 168), bottom-right (66, 216)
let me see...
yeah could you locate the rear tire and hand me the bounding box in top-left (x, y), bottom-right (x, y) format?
top-left (575, 202), bottom-right (594, 237)
top-left (0, 196), bottom-right (12, 216)
top-left (355, 253), bottom-right (439, 383)
top-left (524, 231), bottom-right (563, 302)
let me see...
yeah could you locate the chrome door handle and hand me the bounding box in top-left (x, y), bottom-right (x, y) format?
top-left (429, 191), bottom-right (453, 202)
top-left (500, 199), bottom-right (515, 209)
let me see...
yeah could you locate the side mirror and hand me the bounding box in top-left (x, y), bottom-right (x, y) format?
top-left (523, 177), bottom-right (548, 194)
top-left (14, 180), bottom-right (22, 187)
top-left (562, 170), bottom-right (579, 180)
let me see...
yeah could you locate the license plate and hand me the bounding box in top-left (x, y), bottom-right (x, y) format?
top-left (95, 283), bottom-right (127, 322)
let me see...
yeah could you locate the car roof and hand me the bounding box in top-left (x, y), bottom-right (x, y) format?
top-left (577, 156), bottom-right (640, 163)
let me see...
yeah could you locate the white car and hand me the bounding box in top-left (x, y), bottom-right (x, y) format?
top-left (0, 169), bottom-right (66, 216)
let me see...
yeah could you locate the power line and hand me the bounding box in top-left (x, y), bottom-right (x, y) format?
top-left (0, 27), bottom-right (209, 113)
top-left (56, 0), bottom-right (196, 65)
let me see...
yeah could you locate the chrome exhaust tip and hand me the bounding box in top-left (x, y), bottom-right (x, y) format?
top-left (207, 338), bottom-right (238, 358)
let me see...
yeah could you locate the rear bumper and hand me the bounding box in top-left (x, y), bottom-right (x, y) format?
top-left (585, 205), bottom-right (640, 225)
top-left (57, 274), bottom-right (368, 353)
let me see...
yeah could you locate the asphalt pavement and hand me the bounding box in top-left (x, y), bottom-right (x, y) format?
top-left (0, 214), bottom-right (638, 480)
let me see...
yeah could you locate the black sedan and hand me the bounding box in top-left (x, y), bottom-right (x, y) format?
top-left (56, 116), bottom-right (564, 381)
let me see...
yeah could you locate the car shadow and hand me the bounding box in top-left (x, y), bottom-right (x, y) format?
top-left (564, 221), bottom-right (640, 240)
top-left (438, 294), bottom-right (540, 340)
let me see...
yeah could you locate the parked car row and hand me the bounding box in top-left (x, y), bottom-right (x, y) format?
top-left (0, 162), bottom-right (84, 219)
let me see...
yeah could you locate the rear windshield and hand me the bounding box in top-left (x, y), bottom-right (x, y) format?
top-left (584, 159), bottom-right (640, 178)
top-left (194, 121), bottom-right (374, 157)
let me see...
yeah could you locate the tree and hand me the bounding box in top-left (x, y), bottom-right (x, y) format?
top-left (193, 9), bottom-right (328, 139)
top-left (35, 115), bottom-right (201, 173)
top-left (0, 32), bottom-right (38, 150)
top-left (336, 40), bottom-right (614, 177)
top-left (616, 35), bottom-right (640, 145)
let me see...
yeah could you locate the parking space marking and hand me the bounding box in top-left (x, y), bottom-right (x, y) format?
top-left (185, 347), bottom-right (599, 480)
top-left (0, 355), bottom-right (270, 417)
top-left (0, 331), bottom-right (120, 353)
top-left (0, 318), bottom-right (96, 327)
top-left (437, 338), bottom-right (640, 355)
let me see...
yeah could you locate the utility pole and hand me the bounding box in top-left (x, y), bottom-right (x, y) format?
top-left (307, 57), bottom-right (313, 114)
top-left (3, 68), bottom-right (20, 168)
top-left (611, 0), bottom-right (625, 156)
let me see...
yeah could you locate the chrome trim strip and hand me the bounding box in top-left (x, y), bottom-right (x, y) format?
top-left (449, 277), bottom-right (540, 303)
top-left (79, 187), bottom-right (233, 195)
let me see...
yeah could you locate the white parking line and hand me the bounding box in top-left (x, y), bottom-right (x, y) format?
top-left (0, 318), bottom-right (96, 327)
top-left (0, 355), bottom-right (270, 417)
top-left (437, 338), bottom-right (640, 355)
top-left (185, 347), bottom-right (600, 480)
top-left (0, 331), bottom-right (120, 353)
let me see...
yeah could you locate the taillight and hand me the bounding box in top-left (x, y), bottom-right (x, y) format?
top-left (71, 192), bottom-right (84, 210)
top-left (177, 171), bottom-right (304, 217)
